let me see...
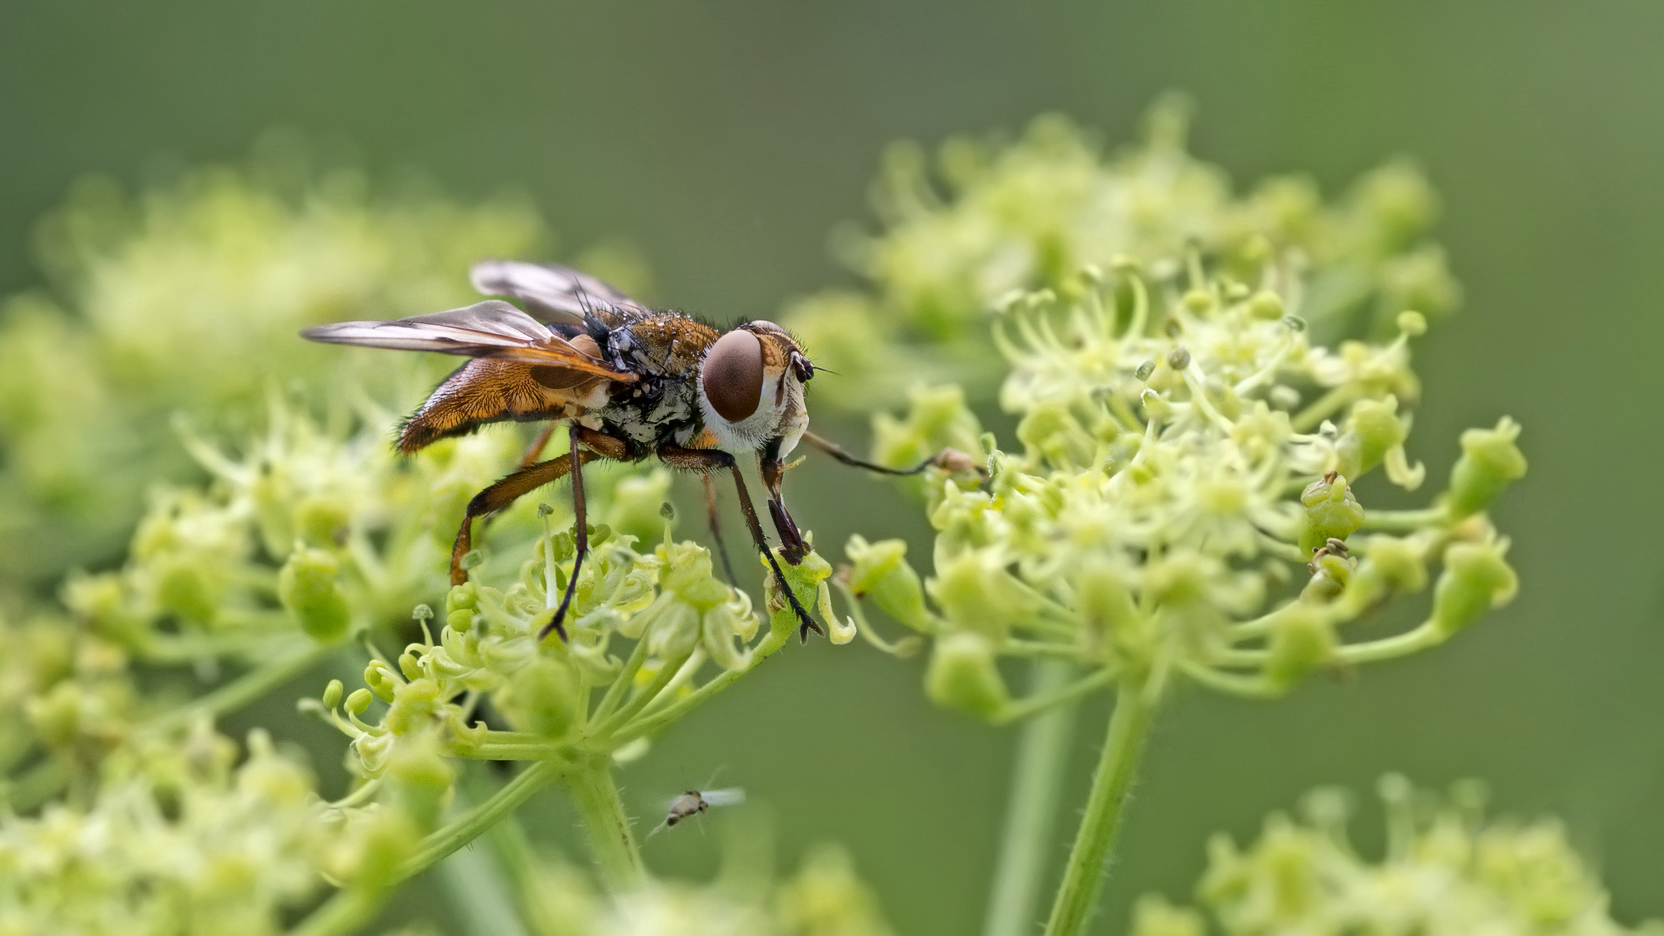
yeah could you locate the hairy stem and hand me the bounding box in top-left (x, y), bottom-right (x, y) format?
top-left (565, 753), bottom-right (646, 891)
top-left (984, 660), bottom-right (1081, 936)
top-left (1043, 677), bottom-right (1157, 936)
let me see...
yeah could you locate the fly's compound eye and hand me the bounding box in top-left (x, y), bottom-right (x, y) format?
top-left (703, 329), bottom-right (765, 422)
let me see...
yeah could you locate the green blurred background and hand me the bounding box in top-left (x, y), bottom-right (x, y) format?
top-left (4, 2), bottom-right (1661, 931)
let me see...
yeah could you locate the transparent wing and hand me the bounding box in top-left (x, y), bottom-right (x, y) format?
top-left (302, 299), bottom-right (636, 381)
top-left (471, 259), bottom-right (652, 324)
top-left (700, 788), bottom-right (746, 808)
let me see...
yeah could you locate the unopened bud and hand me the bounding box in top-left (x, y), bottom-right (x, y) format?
top-left (1265, 603), bottom-right (1336, 691)
top-left (1334, 396), bottom-right (1409, 480)
top-left (845, 536), bottom-right (931, 632)
top-left (1447, 417), bottom-right (1527, 518)
top-left (1299, 474), bottom-right (1364, 553)
top-left (925, 631), bottom-right (1009, 721)
top-left (1431, 540), bottom-right (1518, 636)
top-left (499, 657), bottom-right (581, 737)
top-left (278, 546), bottom-right (350, 644)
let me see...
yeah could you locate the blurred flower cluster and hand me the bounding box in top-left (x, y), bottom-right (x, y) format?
top-left (1130, 777), bottom-right (1662, 936)
top-left (0, 143), bottom-right (549, 585)
top-left (515, 845), bottom-right (894, 936)
top-left (787, 96), bottom-right (1458, 408)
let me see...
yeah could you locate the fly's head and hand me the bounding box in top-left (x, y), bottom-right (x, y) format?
top-left (697, 320), bottom-right (814, 455)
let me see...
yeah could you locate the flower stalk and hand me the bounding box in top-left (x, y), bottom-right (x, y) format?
top-left (1043, 677), bottom-right (1158, 936)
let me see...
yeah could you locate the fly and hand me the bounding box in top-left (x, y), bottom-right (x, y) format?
top-left (302, 260), bottom-right (962, 642)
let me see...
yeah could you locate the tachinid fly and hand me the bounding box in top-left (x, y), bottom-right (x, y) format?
top-left (302, 260), bottom-right (960, 642)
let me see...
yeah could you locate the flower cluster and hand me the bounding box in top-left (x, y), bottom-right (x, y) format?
top-left (801, 102), bottom-right (1526, 720)
top-left (1130, 778), bottom-right (1662, 936)
top-left (315, 503), bottom-right (838, 782)
top-left (0, 724), bottom-right (332, 936)
top-left (787, 97), bottom-right (1459, 408)
top-left (840, 258), bottom-right (1523, 718)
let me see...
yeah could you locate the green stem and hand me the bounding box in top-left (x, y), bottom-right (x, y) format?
top-left (984, 661), bottom-right (1081, 936)
top-left (289, 886), bottom-right (388, 936)
top-left (399, 759), bottom-right (564, 880)
top-left (1335, 620), bottom-right (1445, 664)
top-left (1042, 677), bottom-right (1158, 936)
top-left (146, 639), bottom-right (336, 735)
top-left (564, 753), bottom-right (646, 891)
top-left (995, 670), bottom-right (1114, 725)
top-left (611, 626), bottom-right (792, 745)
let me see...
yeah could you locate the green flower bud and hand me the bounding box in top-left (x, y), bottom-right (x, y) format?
top-left (1299, 474), bottom-right (1364, 553)
top-left (764, 548), bottom-right (834, 638)
top-left (925, 631), bottom-right (1009, 721)
top-left (385, 677), bottom-right (442, 735)
top-left (322, 679), bottom-right (344, 710)
top-left (498, 656), bottom-right (581, 737)
top-left (1340, 536), bottom-right (1428, 614)
top-left (1129, 896), bottom-right (1208, 936)
top-left (845, 536), bottom-right (931, 632)
top-left (25, 682), bottom-right (83, 749)
top-left (385, 733), bottom-right (455, 832)
top-left (251, 471), bottom-right (294, 558)
top-left (1447, 417), bottom-right (1527, 518)
top-left (1300, 552), bottom-right (1353, 603)
top-left (926, 551), bottom-right (1027, 639)
top-left (1265, 603), bottom-right (1336, 691)
top-left (278, 546), bottom-right (351, 644)
top-left (1431, 540), bottom-right (1518, 637)
top-left (364, 660), bottom-right (400, 704)
top-left (1247, 291), bottom-right (1284, 321)
top-left (345, 688), bottom-right (373, 716)
top-left (1075, 558), bottom-right (1141, 654)
top-left (156, 559), bottom-right (218, 625)
top-left (349, 807), bottom-right (421, 889)
top-left (1334, 396), bottom-right (1409, 480)
top-left (294, 493), bottom-right (351, 547)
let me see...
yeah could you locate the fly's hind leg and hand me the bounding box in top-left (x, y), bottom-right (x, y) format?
top-left (450, 425), bottom-right (628, 641)
top-left (702, 474), bottom-right (739, 586)
top-left (658, 444), bottom-right (823, 642)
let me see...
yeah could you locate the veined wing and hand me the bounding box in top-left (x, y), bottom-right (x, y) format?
top-left (302, 299), bottom-right (636, 382)
top-left (699, 788), bottom-right (746, 808)
top-left (470, 259), bottom-right (652, 324)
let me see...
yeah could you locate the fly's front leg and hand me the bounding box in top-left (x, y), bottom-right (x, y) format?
top-left (657, 444), bottom-right (823, 641)
top-left (758, 450), bottom-right (808, 565)
top-left (800, 429), bottom-right (983, 479)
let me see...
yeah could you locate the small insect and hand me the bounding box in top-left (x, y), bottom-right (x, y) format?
top-left (650, 787), bottom-right (747, 836)
top-left (303, 260), bottom-right (962, 642)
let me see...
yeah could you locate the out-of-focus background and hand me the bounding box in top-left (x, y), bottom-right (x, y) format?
top-left (3, 3), bottom-right (1661, 932)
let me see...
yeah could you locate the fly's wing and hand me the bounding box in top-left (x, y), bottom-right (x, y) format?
top-left (700, 788), bottom-right (746, 808)
top-left (302, 299), bottom-right (636, 382)
top-left (470, 260), bottom-right (653, 324)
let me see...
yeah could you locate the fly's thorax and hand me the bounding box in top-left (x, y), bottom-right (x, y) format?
top-left (695, 321), bottom-right (812, 455)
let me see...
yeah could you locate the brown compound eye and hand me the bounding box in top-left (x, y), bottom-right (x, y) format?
top-left (703, 329), bottom-right (765, 422)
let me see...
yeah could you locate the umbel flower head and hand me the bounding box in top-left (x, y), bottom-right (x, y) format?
top-left (803, 104), bottom-right (1526, 720)
top-left (1129, 777), bottom-right (1663, 936)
